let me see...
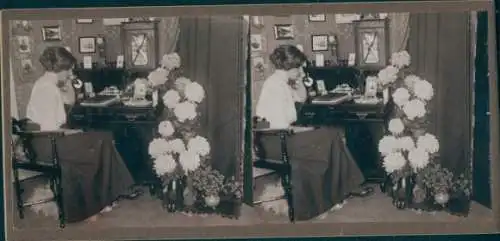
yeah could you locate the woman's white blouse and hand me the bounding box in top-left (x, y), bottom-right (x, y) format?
top-left (256, 70), bottom-right (298, 129)
top-left (26, 72), bottom-right (67, 131)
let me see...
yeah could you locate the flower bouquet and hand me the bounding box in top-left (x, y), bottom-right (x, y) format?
top-left (376, 51), bottom-right (441, 209)
top-left (147, 52), bottom-right (242, 216)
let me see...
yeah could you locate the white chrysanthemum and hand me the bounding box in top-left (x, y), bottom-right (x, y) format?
top-left (179, 150), bottom-right (201, 172)
top-left (398, 136), bottom-right (416, 151)
top-left (408, 148), bottom-right (430, 170)
top-left (174, 101), bottom-right (197, 122)
top-left (187, 136), bottom-right (211, 157)
top-left (148, 67), bottom-right (169, 87)
top-left (148, 138), bottom-right (170, 158)
top-left (417, 133), bottom-right (440, 154)
top-left (185, 82), bottom-right (206, 103)
top-left (175, 77), bottom-right (192, 93)
top-left (390, 51), bottom-right (411, 69)
top-left (413, 79), bottom-right (434, 101)
top-left (162, 90), bottom-right (181, 109)
top-left (161, 52), bottom-right (181, 71)
top-left (388, 118), bottom-right (405, 135)
top-left (153, 154), bottom-right (177, 176)
top-left (392, 87), bottom-right (411, 107)
top-left (378, 135), bottom-right (399, 156)
top-left (166, 138), bottom-right (186, 154)
top-left (403, 75), bottom-right (421, 90)
top-left (402, 99), bottom-right (427, 120)
top-left (377, 66), bottom-right (399, 86)
top-left (382, 152), bottom-right (407, 173)
top-left (158, 120), bottom-right (175, 138)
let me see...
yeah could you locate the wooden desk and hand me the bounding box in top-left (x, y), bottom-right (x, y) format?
top-left (67, 103), bottom-right (162, 186)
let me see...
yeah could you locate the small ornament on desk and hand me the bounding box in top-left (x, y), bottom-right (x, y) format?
top-left (316, 80), bottom-right (327, 95)
top-left (315, 54), bottom-right (325, 67)
top-left (116, 55), bottom-right (124, 68)
top-left (84, 82), bottom-right (95, 98)
top-left (83, 56), bottom-right (93, 69)
top-left (348, 53), bottom-right (356, 66)
top-left (364, 76), bottom-right (378, 98)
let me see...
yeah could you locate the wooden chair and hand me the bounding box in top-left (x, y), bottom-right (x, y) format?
top-left (12, 118), bottom-right (66, 228)
top-left (252, 117), bottom-right (295, 222)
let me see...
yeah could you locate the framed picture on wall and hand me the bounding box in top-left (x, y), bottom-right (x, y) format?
top-left (353, 19), bottom-right (390, 69)
top-left (121, 21), bottom-right (159, 70)
top-left (76, 19), bottom-right (94, 24)
top-left (16, 36), bottom-right (31, 53)
top-left (250, 34), bottom-right (264, 51)
top-left (274, 24), bottom-right (294, 40)
top-left (311, 34), bottom-right (329, 51)
top-left (41, 26), bottom-right (62, 41)
top-left (79, 37), bottom-right (97, 53)
top-left (308, 14), bottom-right (326, 22)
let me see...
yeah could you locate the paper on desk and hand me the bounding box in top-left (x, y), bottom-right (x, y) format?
top-left (291, 126), bottom-right (316, 133)
top-left (63, 129), bottom-right (83, 135)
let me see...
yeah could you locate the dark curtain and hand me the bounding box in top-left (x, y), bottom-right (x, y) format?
top-left (177, 16), bottom-right (246, 180)
top-left (407, 12), bottom-right (473, 174)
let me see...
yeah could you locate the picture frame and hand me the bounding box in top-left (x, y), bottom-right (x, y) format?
top-left (335, 14), bottom-right (361, 24)
top-left (308, 14), bottom-right (326, 22)
top-left (16, 36), bottom-right (31, 54)
top-left (41, 26), bottom-right (62, 41)
top-left (76, 19), bottom-right (94, 24)
top-left (78, 36), bottom-right (97, 54)
top-left (311, 34), bottom-right (329, 51)
top-left (250, 34), bottom-right (263, 51)
top-left (353, 18), bottom-right (390, 70)
top-left (121, 21), bottom-right (159, 70)
top-left (273, 24), bottom-right (294, 40)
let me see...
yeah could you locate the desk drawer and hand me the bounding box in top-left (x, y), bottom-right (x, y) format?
top-left (297, 103), bottom-right (389, 125)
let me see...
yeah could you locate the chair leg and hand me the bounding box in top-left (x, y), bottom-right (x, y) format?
top-left (12, 168), bottom-right (25, 219)
top-left (52, 177), bottom-right (65, 228)
top-left (281, 173), bottom-right (294, 223)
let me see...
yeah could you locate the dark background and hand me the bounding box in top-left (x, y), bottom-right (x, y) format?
top-left (1, 0), bottom-right (499, 241)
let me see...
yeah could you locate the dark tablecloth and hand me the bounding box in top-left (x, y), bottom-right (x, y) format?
top-left (258, 126), bottom-right (365, 220)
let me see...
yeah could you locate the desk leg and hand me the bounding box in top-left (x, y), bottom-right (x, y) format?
top-left (345, 123), bottom-right (385, 183)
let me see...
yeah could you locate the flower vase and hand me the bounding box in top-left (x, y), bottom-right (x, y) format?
top-left (434, 192), bottom-right (450, 206)
top-left (447, 192), bottom-right (471, 217)
top-left (163, 178), bottom-right (184, 212)
top-left (391, 175), bottom-right (415, 209)
top-left (183, 178), bottom-right (196, 208)
top-left (204, 195), bottom-right (221, 208)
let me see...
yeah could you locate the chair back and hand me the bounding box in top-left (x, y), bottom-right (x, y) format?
top-left (11, 118), bottom-right (64, 167)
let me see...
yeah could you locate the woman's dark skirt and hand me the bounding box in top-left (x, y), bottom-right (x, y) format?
top-left (30, 131), bottom-right (135, 223)
top-left (258, 126), bottom-right (365, 221)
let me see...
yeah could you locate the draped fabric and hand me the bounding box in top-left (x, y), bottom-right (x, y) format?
top-left (388, 12), bottom-right (410, 53)
top-left (158, 17), bottom-right (180, 56)
top-left (10, 60), bottom-right (19, 119)
top-left (177, 16), bottom-right (246, 178)
top-left (407, 12), bottom-right (473, 174)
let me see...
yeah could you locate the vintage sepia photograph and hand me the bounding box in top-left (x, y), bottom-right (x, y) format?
top-left (2, 1), bottom-right (498, 240)
top-left (249, 11), bottom-right (495, 226)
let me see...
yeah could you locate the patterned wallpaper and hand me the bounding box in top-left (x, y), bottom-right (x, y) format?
top-left (249, 14), bottom-right (406, 115)
top-left (10, 18), bottom-right (178, 118)
top-left (249, 14), bottom-right (358, 114)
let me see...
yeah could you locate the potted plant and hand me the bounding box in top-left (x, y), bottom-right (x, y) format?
top-left (191, 165), bottom-right (225, 208)
top-left (448, 170), bottom-right (472, 216)
top-left (420, 163), bottom-right (454, 207)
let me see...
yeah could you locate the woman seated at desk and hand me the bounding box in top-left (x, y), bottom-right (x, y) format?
top-left (23, 46), bottom-right (140, 223)
top-left (255, 44), bottom-right (373, 221)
